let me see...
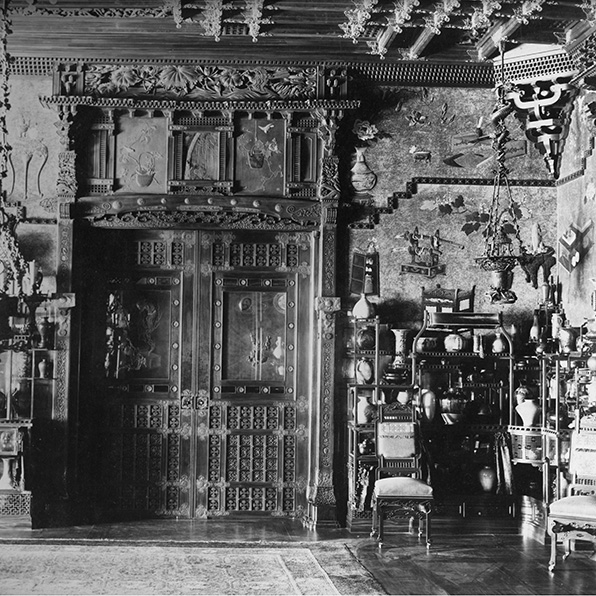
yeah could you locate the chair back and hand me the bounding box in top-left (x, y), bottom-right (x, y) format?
top-left (376, 402), bottom-right (421, 478)
top-left (422, 285), bottom-right (475, 314)
top-left (569, 424), bottom-right (596, 495)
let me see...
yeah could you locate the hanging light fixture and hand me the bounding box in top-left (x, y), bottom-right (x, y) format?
top-left (475, 40), bottom-right (529, 305)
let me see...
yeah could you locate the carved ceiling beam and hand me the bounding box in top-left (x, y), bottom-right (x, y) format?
top-left (475, 0), bottom-right (547, 61)
top-left (366, 0), bottom-right (419, 59)
top-left (339, 0), bottom-right (379, 44)
top-left (403, 0), bottom-right (460, 60)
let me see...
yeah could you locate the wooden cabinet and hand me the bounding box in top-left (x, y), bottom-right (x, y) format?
top-left (0, 294), bottom-right (73, 522)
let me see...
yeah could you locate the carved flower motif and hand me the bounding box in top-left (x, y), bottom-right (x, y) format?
top-left (220, 68), bottom-right (247, 93)
top-left (110, 66), bottom-right (140, 90)
top-left (158, 65), bottom-right (199, 91)
top-left (194, 66), bottom-right (222, 93)
top-left (353, 119), bottom-right (378, 143)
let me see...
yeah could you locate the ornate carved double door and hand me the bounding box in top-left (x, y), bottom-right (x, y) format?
top-left (92, 228), bottom-right (314, 519)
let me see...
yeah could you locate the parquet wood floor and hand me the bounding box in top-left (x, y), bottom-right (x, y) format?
top-left (0, 516), bottom-right (594, 595)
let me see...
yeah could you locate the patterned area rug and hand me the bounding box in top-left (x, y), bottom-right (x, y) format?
top-left (0, 542), bottom-right (384, 595)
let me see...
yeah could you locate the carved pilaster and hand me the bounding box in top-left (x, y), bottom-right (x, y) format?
top-left (307, 295), bottom-right (341, 527)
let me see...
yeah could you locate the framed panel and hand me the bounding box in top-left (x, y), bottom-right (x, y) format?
top-left (235, 116), bottom-right (285, 196)
top-left (168, 120), bottom-right (233, 194)
top-left (212, 274), bottom-right (296, 397)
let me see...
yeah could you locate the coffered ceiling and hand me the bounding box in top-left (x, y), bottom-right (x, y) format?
top-left (5, 0), bottom-right (596, 67)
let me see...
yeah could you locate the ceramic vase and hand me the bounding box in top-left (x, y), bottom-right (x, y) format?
top-left (356, 358), bottom-right (374, 384)
top-left (492, 331), bottom-right (506, 354)
top-left (351, 147), bottom-right (377, 193)
top-left (478, 465), bottom-right (497, 493)
top-left (356, 326), bottom-right (376, 350)
top-left (38, 358), bottom-right (49, 379)
top-left (420, 389), bottom-right (436, 422)
top-left (391, 328), bottom-right (408, 366)
top-left (551, 313), bottom-right (563, 340)
top-left (352, 294), bottom-right (375, 319)
top-left (529, 313), bottom-right (541, 343)
top-left (356, 390), bottom-right (374, 423)
top-left (37, 316), bottom-right (51, 349)
top-left (515, 398), bottom-right (540, 427)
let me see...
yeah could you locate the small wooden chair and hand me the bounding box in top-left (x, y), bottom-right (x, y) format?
top-left (370, 403), bottom-right (433, 548)
top-left (547, 418), bottom-right (596, 572)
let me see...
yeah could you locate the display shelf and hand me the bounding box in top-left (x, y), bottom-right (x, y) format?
top-left (345, 316), bottom-right (417, 530)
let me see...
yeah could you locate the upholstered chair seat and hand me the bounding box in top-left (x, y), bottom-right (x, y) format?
top-left (374, 477), bottom-right (434, 499)
top-left (549, 495), bottom-right (596, 521)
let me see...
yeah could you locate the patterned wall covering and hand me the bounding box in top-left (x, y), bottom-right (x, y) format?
top-left (554, 88), bottom-right (596, 326)
top-left (345, 85), bottom-right (557, 327)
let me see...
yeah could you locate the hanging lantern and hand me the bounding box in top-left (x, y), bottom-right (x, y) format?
top-left (476, 44), bottom-right (529, 305)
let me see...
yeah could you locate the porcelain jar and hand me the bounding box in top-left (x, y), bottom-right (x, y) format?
top-left (444, 332), bottom-right (465, 352)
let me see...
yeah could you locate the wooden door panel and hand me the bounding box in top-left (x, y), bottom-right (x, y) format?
top-left (96, 231), bottom-right (195, 518)
top-left (195, 231), bottom-right (313, 518)
top-left (87, 229), bottom-right (312, 520)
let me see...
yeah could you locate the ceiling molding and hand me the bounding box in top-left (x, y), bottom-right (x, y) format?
top-left (11, 55), bottom-right (494, 88)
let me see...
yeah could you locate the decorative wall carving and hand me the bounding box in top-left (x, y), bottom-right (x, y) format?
top-left (53, 63), bottom-right (319, 101)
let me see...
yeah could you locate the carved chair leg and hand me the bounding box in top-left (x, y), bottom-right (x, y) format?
top-left (370, 500), bottom-right (378, 539)
top-left (564, 538), bottom-right (571, 561)
top-left (378, 508), bottom-right (384, 548)
top-left (547, 519), bottom-right (557, 573)
top-left (425, 511), bottom-right (432, 549)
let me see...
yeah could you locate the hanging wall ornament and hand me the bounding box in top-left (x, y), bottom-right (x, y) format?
top-left (499, 44), bottom-right (578, 180)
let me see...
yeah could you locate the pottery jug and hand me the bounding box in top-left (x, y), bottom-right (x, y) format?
top-left (478, 465), bottom-right (497, 493)
top-left (351, 147), bottom-right (377, 193)
top-left (352, 294), bottom-right (375, 319)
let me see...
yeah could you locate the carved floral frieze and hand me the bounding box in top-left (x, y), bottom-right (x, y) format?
top-left (80, 64), bottom-right (318, 101)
